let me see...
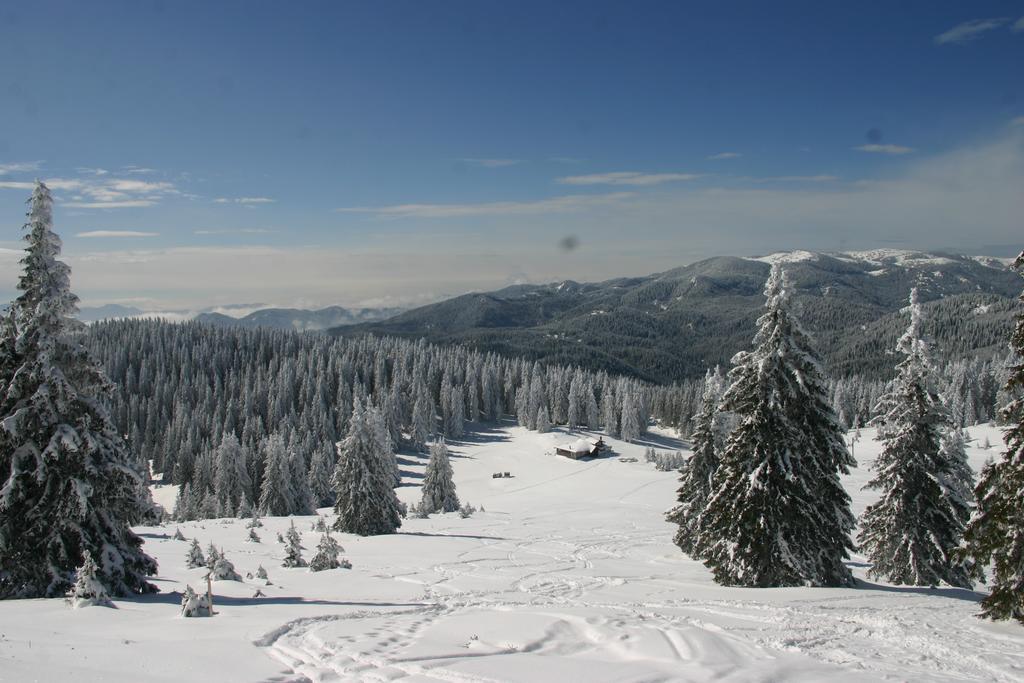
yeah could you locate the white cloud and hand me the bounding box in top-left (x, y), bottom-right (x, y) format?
top-left (854, 144), bottom-right (915, 155)
top-left (76, 230), bottom-right (159, 238)
top-left (753, 175), bottom-right (839, 183)
top-left (1014, 16), bottom-right (1024, 32)
top-left (64, 200), bottom-right (157, 209)
top-left (0, 173), bottom-right (179, 208)
top-left (934, 18), bottom-right (1009, 45)
top-left (337, 192), bottom-right (636, 218)
top-left (194, 228), bottom-right (276, 235)
top-left (459, 158), bottom-right (522, 168)
top-left (1012, 116), bottom-right (1024, 126)
top-left (0, 161), bottom-right (42, 175)
top-left (556, 171), bottom-right (701, 186)
top-left (707, 152), bottom-right (742, 160)
top-left (214, 197), bottom-right (275, 205)
top-left (76, 167), bottom-right (109, 176)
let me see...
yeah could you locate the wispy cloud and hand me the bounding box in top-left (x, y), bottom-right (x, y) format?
top-left (556, 171), bottom-right (701, 186)
top-left (337, 192), bottom-right (635, 218)
top-left (1012, 116), bottom-right (1024, 126)
top-left (65, 200), bottom-right (158, 209)
top-left (0, 173), bottom-right (179, 208)
top-left (194, 228), bottom-right (277, 235)
top-left (854, 144), bottom-right (915, 155)
top-left (1015, 16), bottom-right (1024, 32)
top-left (123, 166), bottom-right (156, 174)
top-left (707, 152), bottom-right (742, 160)
top-left (934, 18), bottom-right (1009, 45)
top-left (214, 197), bottom-right (275, 205)
top-left (76, 167), bottom-right (110, 176)
top-left (548, 156), bottom-right (585, 164)
top-left (76, 230), bottom-right (159, 238)
top-left (0, 161), bottom-right (42, 175)
top-left (458, 158), bottom-right (522, 168)
top-left (753, 175), bottom-right (839, 183)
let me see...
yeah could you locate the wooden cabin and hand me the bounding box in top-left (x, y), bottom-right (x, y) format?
top-left (555, 437), bottom-right (604, 460)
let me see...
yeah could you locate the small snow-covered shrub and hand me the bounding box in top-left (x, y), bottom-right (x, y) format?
top-left (246, 512), bottom-right (263, 529)
top-left (459, 502), bottom-right (476, 519)
top-left (247, 528), bottom-right (261, 543)
top-left (186, 539), bottom-right (205, 569)
top-left (67, 555), bottom-right (112, 608)
top-left (282, 522), bottom-right (307, 567)
top-left (256, 565), bottom-right (269, 580)
top-left (181, 585), bottom-right (212, 617)
top-left (205, 542), bottom-right (222, 571)
top-left (172, 527), bottom-right (186, 541)
top-left (312, 516), bottom-right (327, 532)
top-left (210, 552), bottom-right (242, 581)
top-left (309, 533), bottom-right (347, 572)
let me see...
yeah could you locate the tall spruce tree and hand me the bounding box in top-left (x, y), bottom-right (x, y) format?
top-left (420, 438), bottom-right (460, 513)
top-left (667, 368), bottom-right (724, 558)
top-left (0, 182), bottom-right (157, 598)
top-left (331, 398), bottom-right (402, 535)
top-left (696, 264), bottom-right (855, 587)
top-left (258, 433), bottom-right (293, 516)
top-left (858, 289), bottom-right (973, 588)
top-left (964, 252), bottom-right (1024, 621)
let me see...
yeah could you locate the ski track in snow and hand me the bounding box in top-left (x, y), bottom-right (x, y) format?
top-left (253, 426), bottom-right (1024, 683)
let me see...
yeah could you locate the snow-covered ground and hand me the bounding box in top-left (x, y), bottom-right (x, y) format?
top-left (2, 423), bottom-right (1023, 682)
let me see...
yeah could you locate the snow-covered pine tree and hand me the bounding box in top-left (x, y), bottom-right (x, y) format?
top-left (332, 398), bottom-right (403, 536)
top-left (0, 182), bottom-right (157, 599)
top-left (186, 539), bottom-right (205, 568)
top-left (535, 405), bottom-right (551, 433)
top-left (287, 444), bottom-right (313, 515)
top-left (421, 438), bottom-right (460, 513)
top-left (258, 433), bottom-right (293, 516)
top-left (411, 385), bottom-right (433, 451)
top-left (696, 264), bottom-right (856, 587)
top-left (307, 444), bottom-right (335, 508)
top-left (964, 252), bottom-right (1024, 621)
top-left (447, 384), bottom-right (465, 438)
top-left (667, 368), bottom-right (724, 558)
top-left (67, 554), bottom-right (112, 608)
top-left (213, 433), bottom-right (251, 517)
top-left (858, 289), bottom-right (973, 588)
top-left (282, 521), bottom-right (307, 567)
top-left (619, 388), bottom-right (640, 443)
top-left (368, 402), bottom-right (401, 486)
top-left (309, 532), bottom-right (344, 571)
top-left (210, 551), bottom-right (242, 581)
top-left (205, 542), bottom-right (221, 571)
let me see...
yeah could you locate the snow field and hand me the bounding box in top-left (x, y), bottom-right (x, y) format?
top-left (2, 422), bottom-right (1023, 682)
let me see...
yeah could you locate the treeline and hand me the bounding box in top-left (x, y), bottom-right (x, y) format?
top-left (84, 319), bottom-right (652, 519)
top-left (652, 352), bottom-right (1013, 435)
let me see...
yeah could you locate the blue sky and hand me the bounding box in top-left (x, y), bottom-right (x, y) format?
top-left (0, 1), bottom-right (1022, 311)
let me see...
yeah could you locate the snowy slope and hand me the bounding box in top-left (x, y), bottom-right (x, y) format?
top-left (1, 423), bottom-right (1023, 682)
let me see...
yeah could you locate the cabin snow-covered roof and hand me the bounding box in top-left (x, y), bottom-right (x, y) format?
top-left (560, 438), bottom-right (596, 453)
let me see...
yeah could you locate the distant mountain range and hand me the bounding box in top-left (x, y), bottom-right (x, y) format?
top-left (330, 250), bottom-right (1023, 382)
top-left (194, 306), bottom-right (403, 331)
top-left (77, 303), bottom-right (403, 331)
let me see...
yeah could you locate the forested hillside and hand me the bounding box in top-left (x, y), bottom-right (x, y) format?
top-left (331, 251), bottom-right (1021, 382)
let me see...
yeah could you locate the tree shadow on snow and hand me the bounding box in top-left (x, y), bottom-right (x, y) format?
top-left (630, 432), bottom-right (688, 451)
top-left (122, 591), bottom-right (426, 609)
top-left (449, 424), bottom-right (513, 447)
top-left (854, 578), bottom-right (987, 603)
top-left (399, 531), bottom-right (507, 541)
